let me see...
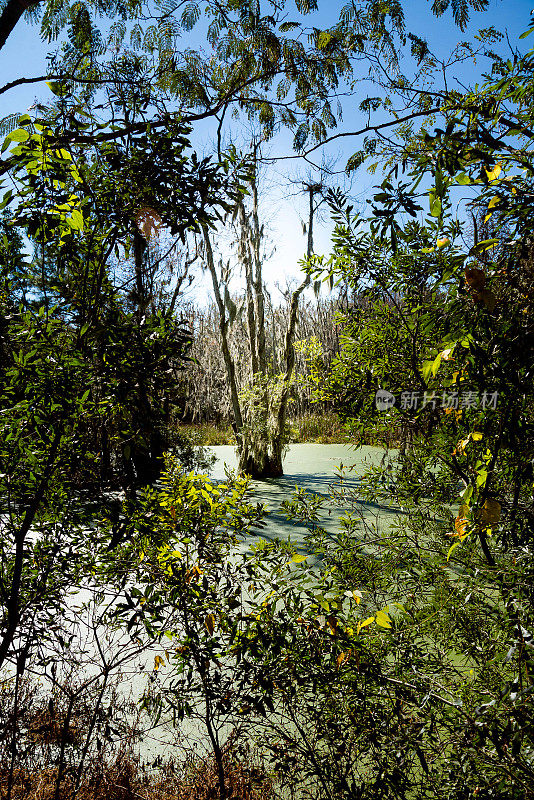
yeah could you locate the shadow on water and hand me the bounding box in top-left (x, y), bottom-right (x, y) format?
top-left (207, 443), bottom-right (402, 553)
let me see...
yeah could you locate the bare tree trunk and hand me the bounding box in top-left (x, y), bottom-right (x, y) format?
top-left (249, 176), bottom-right (267, 373)
top-left (200, 175), bottom-right (320, 479)
top-left (0, 428), bottom-right (61, 671)
top-left (270, 185), bottom-right (316, 472)
top-left (201, 225), bottom-right (244, 437)
top-left (238, 200), bottom-right (259, 376)
top-left (129, 231), bottom-right (163, 486)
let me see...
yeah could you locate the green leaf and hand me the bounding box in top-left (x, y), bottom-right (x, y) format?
top-left (461, 485), bottom-right (473, 504)
top-left (69, 210), bottom-right (84, 231)
top-left (470, 239), bottom-right (499, 255)
top-left (8, 129), bottom-right (30, 143)
top-left (279, 21), bottom-right (300, 31)
top-left (46, 81), bottom-right (68, 97)
top-left (447, 540), bottom-right (462, 561)
top-left (476, 469), bottom-right (488, 488)
top-left (429, 193), bottom-right (442, 217)
top-left (456, 172), bottom-right (471, 185)
top-left (431, 352), bottom-right (442, 377)
top-left (422, 354), bottom-right (442, 381)
top-left (317, 30), bottom-right (332, 49)
top-left (0, 190), bottom-right (13, 210)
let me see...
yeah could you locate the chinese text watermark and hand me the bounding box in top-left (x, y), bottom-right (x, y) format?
top-left (375, 389), bottom-right (499, 412)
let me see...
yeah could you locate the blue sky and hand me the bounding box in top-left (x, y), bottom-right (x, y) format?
top-left (0, 0), bottom-right (532, 296)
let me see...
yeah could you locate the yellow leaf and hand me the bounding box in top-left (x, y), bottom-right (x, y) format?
top-left (291, 553), bottom-right (308, 563)
top-left (154, 655), bottom-right (165, 671)
top-left (457, 437), bottom-right (470, 454)
top-left (204, 614), bottom-right (215, 635)
top-left (375, 610), bottom-right (392, 629)
top-left (357, 616), bottom-right (375, 633)
top-left (436, 237), bottom-right (450, 249)
top-left (336, 651), bottom-right (350, 670)
top-left (471, 432), bottom-right (483, 441)
top-left (327, 615), bottom-right (338, 636)
top-left (488, 195), bottom-right (500, 209)
top-left (486, 163), bottom-right (502, 181)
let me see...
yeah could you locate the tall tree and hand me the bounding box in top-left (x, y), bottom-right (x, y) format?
top-left (201, 154), bottom-right (323, 477)
top-left (0, 113), bottom-right (239, 673)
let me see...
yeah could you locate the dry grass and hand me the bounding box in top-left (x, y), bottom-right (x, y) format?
top-left (0, 678), bottom-right (274, 800)
top-left (0, 736), bottom-right (274, 800)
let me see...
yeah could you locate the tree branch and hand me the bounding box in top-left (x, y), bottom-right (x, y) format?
top-left (0, 0), bottom-right (40, 54)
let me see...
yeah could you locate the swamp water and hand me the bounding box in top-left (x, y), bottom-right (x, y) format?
top-left (209, 442), bottom-right (400, 552)
top-left (27, 445), bottom-right (400, 765)
top-left (126, 444), bottom-right (401, 761)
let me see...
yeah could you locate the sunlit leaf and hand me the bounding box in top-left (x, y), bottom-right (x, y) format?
top-left (357, 616), bottom-right (375, 633)
top-left (375, 610), bottom-right (392, 629)
top-left (486, 164), bottom-right (502, 181)
top-left (336, 651), bottom-right (350, 669)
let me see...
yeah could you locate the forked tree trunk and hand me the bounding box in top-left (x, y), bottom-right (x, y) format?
top-left (202, 177), bottom-right (319, 479)
top-left (271, 185), bottom-right (315, 456)
top-left (201, 224), bottom-right (244, 439)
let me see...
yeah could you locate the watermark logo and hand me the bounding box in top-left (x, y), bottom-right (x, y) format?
top-left (374, 389), bottom-right (499, 411)
top-left (375, 389), bottom-right (396, 411)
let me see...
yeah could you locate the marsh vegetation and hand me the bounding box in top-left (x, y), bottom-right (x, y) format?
top-left (0, 1), bottom-right (533, 797)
